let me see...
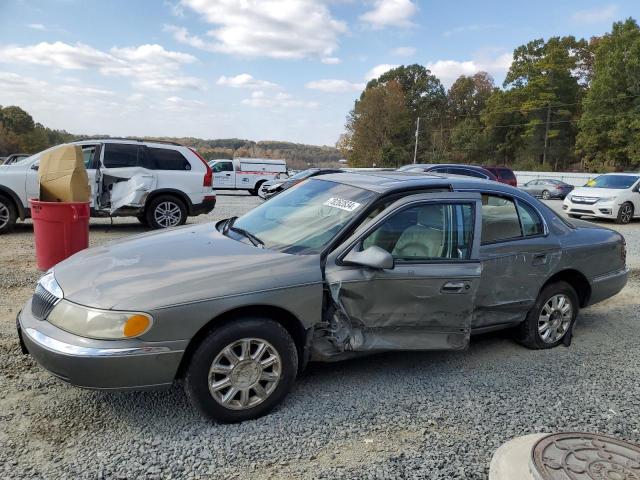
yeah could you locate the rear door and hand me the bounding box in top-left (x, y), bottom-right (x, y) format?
top-left (325, 192), bottom-right (482, 351)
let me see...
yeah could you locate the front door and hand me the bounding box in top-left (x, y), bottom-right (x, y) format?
top-left (212, 161), bottom-right (235, 188)
top-left (325, 192), bottom-right (482, 351)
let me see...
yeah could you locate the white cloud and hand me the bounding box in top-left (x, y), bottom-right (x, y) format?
top-left (442, 24), bottom-right (502, 38)
top-left (391, 46), bottom-right (416, 57)
top-left (242, 91), bottom-right (318, 109)
top-left (365, 63), bottom-right (400, 81)
top-left (321, 56), bottom-right (342, 64)
top-left (0, 41), bottom-right (203, 91)
top-left (163, 25), bottom-right (212, 50)
top-left (27, 23), bottom-right (46, 30)
top-left (305, 79), bottom-right (365, 93)
top-left (360, 0), bottom-right (417, 29)
top-left (426, 52), bottom-right (512, 87)
top-left (571, 5), bottom-right (619, 24)
top-left (217, 73), bottom-right (279, 89)
top-left (174, 0), bottom-right (347, 59)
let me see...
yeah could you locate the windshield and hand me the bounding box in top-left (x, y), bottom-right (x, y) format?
top-left (586, 175), bottom-right (639, 189)
top-left (289, 169), bottom-right (317, 180)
top-left (230, 178), bottom-right (376, 254)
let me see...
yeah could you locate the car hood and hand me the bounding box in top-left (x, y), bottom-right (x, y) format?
top-left (53, 223), bottom-right (322, 310)
top-left (569, 187), bottom-right (622, 198)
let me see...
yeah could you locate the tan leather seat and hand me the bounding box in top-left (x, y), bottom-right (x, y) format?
top-left (392, 206), bottom-right (445, 258)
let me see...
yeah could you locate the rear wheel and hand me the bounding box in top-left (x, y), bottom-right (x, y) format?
top-left (616, 202), bottom-right (633, 224)
top-left (146, 195), bottom-right (187, 229)
top-left (184, 317), bottom-right (298, 423)
top-left (541, 190), bottom-right (551, 200)
top-left (0, 195), bottom-right (17, 234)
top-left (515, 281), bottom-right (579, 349)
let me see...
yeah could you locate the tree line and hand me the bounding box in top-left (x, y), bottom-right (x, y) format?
top-left (339, 18), bottom-right (640, 172)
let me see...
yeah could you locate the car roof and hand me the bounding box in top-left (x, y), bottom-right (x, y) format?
top-left (597, 172), bottom-right (640, 177)
top-left (315, 170), bottom-right (520, 196)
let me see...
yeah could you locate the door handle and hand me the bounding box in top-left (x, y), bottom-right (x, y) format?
top-left (225, 173), bottom-right (231, 176)
top-left (441, 281), bottom-right (465, 293)
top-left (532, 253), bottom-right (548, 266)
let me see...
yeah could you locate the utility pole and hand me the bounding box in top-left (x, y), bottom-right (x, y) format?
top-left (542, 104), bottom-right (551, 166)
top-left (413, 117), bottom-right (420, 164)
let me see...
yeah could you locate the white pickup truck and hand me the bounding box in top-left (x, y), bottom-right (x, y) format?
top-left (208, 158), bottom-right (287, 195)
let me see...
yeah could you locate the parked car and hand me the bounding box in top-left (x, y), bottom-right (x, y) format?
top-left (208, 158), bottom-right (287, 196)
top-left (2, 153), bottom-right (30, 165)
top-left (0, 138), bottom-right (215, 233)
top-left (18, 172), bottom-right (628, 422)
top-left (563, 173), bottom-right (640, 224)
top-left (520, 179), bottom-right (574, 199)
top-left (483, 166), bottom-right (517, 187)
top-left (401, 163), bottom-right (498, 181)
top-left (397, 163), bottom-right (432, 171)
top-left (259, 168), bottom-right (344, 199)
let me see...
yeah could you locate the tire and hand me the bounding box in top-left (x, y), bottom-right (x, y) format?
top-left (615, 202), bottom-right (633, 224)
top-left (184, 317), bottom-right (298, 423)
top-left (145, 195), bottom-right (187, 229)
top-left (515, 281), bottom-right (579, 349)
top-left (541, 190), bottom-right (551, 200)
top-left (250, 181), bottom-right (265, 196)
top-left (0, 194), bottom-right (17, 235)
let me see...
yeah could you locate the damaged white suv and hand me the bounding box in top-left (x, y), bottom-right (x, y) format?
top-left (0, 138), bottom-right (216, 233)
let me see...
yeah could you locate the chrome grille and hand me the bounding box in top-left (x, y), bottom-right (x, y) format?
top-left (31, 284), bottom-right (60, 320)
top-left (570, 196), bottom-right (598, 205)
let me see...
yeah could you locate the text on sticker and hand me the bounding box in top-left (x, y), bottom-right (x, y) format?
top-left (323, 197), bottom-right (361, 212)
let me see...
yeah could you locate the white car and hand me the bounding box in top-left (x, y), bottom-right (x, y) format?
top-left (0, 138), bottom-right (216, 234)
top-left (563, 173), bottom-right (640, 224)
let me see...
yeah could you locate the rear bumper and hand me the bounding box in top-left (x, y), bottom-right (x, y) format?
top-left (190, 196), bottom-right (216, 216)
top-left (18, 300), bottom-right (186, 390)
top-left (587, 268), bottom-right (629, 306)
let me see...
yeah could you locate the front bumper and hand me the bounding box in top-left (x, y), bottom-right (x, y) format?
top-left (563, 199), bottom-right (618, 219)
top-left (18, 299), bottom-right (186, 390)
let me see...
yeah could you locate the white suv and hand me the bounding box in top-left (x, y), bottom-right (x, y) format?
top-left (563, 173), bottom-right (640, 224)
top-left (0, 138), bottom-right (216, 234)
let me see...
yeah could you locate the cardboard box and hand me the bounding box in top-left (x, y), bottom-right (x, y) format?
top-left (39, 145), bottom-right (91, 202)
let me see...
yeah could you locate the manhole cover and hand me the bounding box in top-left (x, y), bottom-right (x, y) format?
top-left (531, 432), bottom-right (640, 480)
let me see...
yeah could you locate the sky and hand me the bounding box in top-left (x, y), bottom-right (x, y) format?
top-left (0, 1), bottom-right (637, 146)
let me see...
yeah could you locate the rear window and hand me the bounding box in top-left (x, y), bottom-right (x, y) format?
top-left (145, 147), bottom-right (190, 170)
top-left (103, 144), bottom-right (141, 168)
top-left (497, 168), bottom-right (516, 180)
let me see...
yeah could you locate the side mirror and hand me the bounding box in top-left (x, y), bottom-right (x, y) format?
top-left (343, 245), bottom-right (394, 270)
top-left (31, 164), bottom-right (39, 171)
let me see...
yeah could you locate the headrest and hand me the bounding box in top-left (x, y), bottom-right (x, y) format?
top-left (418, 205), bottom-right (443, 228)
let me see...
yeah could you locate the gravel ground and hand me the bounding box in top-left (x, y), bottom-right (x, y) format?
top-left (1, 195), bottom-right (639, 479)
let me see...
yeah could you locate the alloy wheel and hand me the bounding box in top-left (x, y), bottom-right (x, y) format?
top-left (0, 203), bottom-right (9, 229)
top-left (542, 190), bottom-right (550, 200)
top-left (538, 294), bottom-right (573, 343)
top-left (620, 204), bottom-right (633, 224)
top-left (208, 338), bottom-right (282, 411)
top-left (154, 201), bottom-right (182, 228)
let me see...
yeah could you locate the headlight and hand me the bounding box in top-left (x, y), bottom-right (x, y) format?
top-left (596, 196), bottom-right (616, 203)
top-left (47, 300), bottom-right (153, 339)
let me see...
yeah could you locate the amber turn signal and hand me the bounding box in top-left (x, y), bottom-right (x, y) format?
top-left (123, 314), bottom-right (151, 338)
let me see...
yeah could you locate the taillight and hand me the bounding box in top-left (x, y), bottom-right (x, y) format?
top-left (189, 147), bottom-right (212, 187)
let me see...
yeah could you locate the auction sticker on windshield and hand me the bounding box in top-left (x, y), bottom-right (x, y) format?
top-left (324, 197), bottom-right (361, 212)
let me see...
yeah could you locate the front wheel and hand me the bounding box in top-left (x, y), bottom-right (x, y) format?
top-left (184, 318), bottom-right (298, 423)
top-left (145, 195), bottom-right (187, 229)
top-left (616, 202), bottom-right (634, 224)
top-left (515, 281), bottom-right (579, 349)
top-left (0, 195), bottom-right (17, 234)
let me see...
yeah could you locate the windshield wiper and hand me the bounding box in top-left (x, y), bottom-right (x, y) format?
top-left (224, 216), bottom-right (265, 248)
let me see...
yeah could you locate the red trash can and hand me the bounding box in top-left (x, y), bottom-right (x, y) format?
top-left (29, 200), bottom-right (90, 271)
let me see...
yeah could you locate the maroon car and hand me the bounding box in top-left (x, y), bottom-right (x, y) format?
top-left (484, 166), bottom-right (517, 187)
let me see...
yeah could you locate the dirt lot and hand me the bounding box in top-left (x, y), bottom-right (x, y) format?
top-left (1, 195), bottom-right (639, 479)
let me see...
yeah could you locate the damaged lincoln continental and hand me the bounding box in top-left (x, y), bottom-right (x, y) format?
top-left (17, 172), bottom-right (628, 422)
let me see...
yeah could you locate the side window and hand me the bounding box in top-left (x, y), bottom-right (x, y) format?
top-left (212, 161), bottom-right (233, 173)
top-left (81, 145), bottom-right (97, 169)
top-left (145, 147), bottom-right (190, 171)
top-left (517, 201), bottom-right (544, 236)
top-left (481, 194), bottom-right (522, 243)
top-left (362, 202), bottom-right (475, 261)
top-left (458, 168), bottom-right (486, 179)
top-left (103, 144), bottom-right (141, 168)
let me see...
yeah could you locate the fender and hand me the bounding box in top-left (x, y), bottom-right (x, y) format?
top-left (0, 185), bottom-right (26, 220)
top-left (144, 188), bottom-right (194, 213)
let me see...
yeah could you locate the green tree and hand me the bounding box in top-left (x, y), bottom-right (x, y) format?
top-left (448, 72), bottom-right (496, 118)
top-left (1, 105), bottom-right (35, 134)
top-left (342, 80), bottom-right (412, 167)
top-left (577, 18), bottom-right (640, 171)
